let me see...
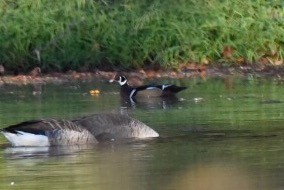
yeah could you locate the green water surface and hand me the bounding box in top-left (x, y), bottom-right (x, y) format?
top-left (0, 76), bottom-right (284, 190)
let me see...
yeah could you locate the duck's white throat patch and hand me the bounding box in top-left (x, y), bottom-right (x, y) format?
top-left (118, 77), bottom-right (127, 86)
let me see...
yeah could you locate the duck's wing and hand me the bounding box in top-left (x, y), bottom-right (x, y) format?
top-left (155, 84), bottom-right (187, 96)
top-left (2, 119), bottom-right (81, 134)
top-left (74, 114), bottom-right (159, 139)
top-left (132, 85), bottom-right (163, 98)
top-left (134, 83), bottom-right (187, 97)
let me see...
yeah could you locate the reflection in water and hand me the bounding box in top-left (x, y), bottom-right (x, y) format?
top-left (1, 142), bottom-right (156, 190)
top-left (4, 145), bottom-right (95, 160)
top-left (32, 82), bottom-right (43, 96)
top-left (120, 96), bottom-right (183, 110)
top-left (169, 164), bottom-right (257, 190)
top-left (4, 147), bottom-right (50, 159)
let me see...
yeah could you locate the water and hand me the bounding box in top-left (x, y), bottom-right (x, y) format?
top-left (1, 76), bottom-right (284, 190)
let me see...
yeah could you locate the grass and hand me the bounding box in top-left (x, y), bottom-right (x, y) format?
top-left (0, 0), bottom-right (283, 72)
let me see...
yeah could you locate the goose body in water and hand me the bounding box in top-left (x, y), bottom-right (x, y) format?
top-left (1, 114), bottom-right (159, 147)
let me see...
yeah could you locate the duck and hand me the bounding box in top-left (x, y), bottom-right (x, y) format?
top-left (0, 113), bottom-right (159, 147)
top-left (109, 75), bottom-right (187, 101)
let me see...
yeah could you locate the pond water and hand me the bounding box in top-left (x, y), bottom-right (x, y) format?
top-left (1, 76), bottom-right (284, 190)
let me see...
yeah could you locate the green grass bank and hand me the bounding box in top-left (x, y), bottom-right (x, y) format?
top-left (0, 0), bottom-right (283, 72)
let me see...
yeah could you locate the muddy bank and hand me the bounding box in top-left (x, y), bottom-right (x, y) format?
top-left (0, 64), bottom-right (284, 86)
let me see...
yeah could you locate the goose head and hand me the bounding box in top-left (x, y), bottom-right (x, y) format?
top-left (109, 75), bottom-right (128, 86)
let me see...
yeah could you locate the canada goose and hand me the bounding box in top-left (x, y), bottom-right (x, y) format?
top-left (109, 75), bottom-right (187, 101)
top-left (0, 113), bottom-right (159, 147)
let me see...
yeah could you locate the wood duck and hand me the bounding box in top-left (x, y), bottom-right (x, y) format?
top-left (109, 75), bottom-right (187, 101)
top-left (0, 113), bottom-right (159, 147)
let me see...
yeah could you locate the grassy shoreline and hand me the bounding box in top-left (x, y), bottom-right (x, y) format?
top-left (0, 0), bottom-right (283, 72)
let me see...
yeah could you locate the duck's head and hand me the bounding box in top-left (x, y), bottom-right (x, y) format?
top-left (109, 75), bottom-right (127, 86)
